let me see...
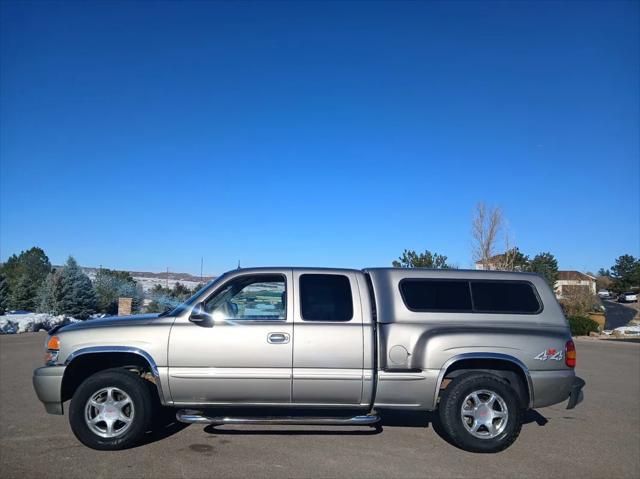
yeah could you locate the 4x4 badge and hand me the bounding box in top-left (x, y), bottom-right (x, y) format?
top-left (534, 348), bottom-right (563, 361)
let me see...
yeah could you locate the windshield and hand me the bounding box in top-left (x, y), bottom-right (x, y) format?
top-left (158, 277), bottom-right (222, 317)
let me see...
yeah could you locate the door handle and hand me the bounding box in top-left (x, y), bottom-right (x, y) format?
top-left (267, 332), bottom-right (290, 344)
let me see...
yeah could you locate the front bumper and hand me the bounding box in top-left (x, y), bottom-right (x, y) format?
top-left (566, 376), bottom-right (585, 409)
top-left (32, 366), bottom-right (65, 415)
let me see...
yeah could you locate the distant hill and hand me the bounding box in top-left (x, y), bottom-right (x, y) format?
top-left (79, 266), bottom-right (215, 283)
top-left (54, 266), bottom-right (217, 293)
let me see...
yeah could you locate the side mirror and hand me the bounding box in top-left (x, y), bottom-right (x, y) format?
top-left (189, 303), bottom-right (208, 323)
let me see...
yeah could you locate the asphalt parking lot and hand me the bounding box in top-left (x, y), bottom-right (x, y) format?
top-left (603, 299), bottom-right (638, 329)
top-left (1, 334), bottom-right (638, 479)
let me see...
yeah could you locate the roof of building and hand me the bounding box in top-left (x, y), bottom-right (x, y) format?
top-left (474, 253), bottom-right (508, 265)
top-left (557, 271), bottom-right (595, 281)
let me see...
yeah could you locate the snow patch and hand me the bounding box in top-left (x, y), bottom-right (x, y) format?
top-left (602, 325), bottom-right (640, 336)
top-left (131, 276), bottom-right (202, 293)
top-left (84, 270), bottom-right (203, 294)
top-left (0, 313), bottom-right (81, 334)
top-left (614, 325), bottom-right (640, 335)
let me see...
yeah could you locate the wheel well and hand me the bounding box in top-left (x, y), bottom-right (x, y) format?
top-left (440, 359), bottom-right (531, 408)
top-left (62, 353), bottom-right (159, 403)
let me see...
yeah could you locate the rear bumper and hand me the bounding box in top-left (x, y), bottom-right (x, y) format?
top-left (566, 376), bottom-right (585, 410)
top-left (530, 369), bottom-right (585, 409)
top-left (32, 366), bottom-right (65, 415)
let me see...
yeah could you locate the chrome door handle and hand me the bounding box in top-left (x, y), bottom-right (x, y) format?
top-left (267, 332), bottom-right (290, 344)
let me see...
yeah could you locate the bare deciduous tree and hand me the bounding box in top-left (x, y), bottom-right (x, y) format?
top-left (471, 203), bottom-right (525, 271)
top-left (472, 202), bottom-right (503, 269)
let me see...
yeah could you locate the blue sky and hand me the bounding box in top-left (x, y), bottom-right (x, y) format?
top-left (1, 1), bottom-right (638, 276)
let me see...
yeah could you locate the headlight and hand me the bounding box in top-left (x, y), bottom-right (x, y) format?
top-left (44, 335), bottom-right (60, 365)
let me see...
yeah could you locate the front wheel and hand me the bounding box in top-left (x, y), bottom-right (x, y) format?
top-left (438, 373), bottom-right (523, 453)
top-left (69, 369), bottom-right (153, 450)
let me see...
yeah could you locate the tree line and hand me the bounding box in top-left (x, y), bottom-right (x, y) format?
top-left (0, 247), bottom-right (203, 318)
top-left (392, 247), bottom-right (559, 287)
top-left (596, 255), bottom-right (640, 294)
top-left (392, 202), bottom-right (639, 293)
top-left (392, 202), bottom-right (560, 287)
top-left (391, 202), bottom-right (638, 323)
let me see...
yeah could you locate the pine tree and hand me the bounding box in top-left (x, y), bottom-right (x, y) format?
top-left (0, 254), bottom-right (20, 291)
top-left (11, 274), bottom-right (39, 311)
top-left (611, 254), bottom-right (640, 291)
top-left (37, 271), bottom-right (61, 315)
top-left (0, 274), bottom-right (9, 314)
top-left (56, 257), bottom-right (97, 319)
top-left (147, 284), bottom-right (175, 313)
top-left (1, 247), bottom-right (52, 310)
top-left (528, 252), bottom-right (559, 288)
top-left (94, 268), bottom-right (143, 315)
top-left (93, 269), bottom-right (119, 314)
top-left (132, 283), bottom-right (144, 313)
top-left (392, 249), bottom-right (451, 268)
top-left (172, 282), bottom-right (193, 301)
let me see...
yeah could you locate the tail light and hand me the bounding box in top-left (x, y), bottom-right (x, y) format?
top-left (565, 339), bottom-right (576, 368)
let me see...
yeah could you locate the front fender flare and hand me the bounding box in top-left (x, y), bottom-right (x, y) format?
top-left (63, 346), bottom-right (168, 405)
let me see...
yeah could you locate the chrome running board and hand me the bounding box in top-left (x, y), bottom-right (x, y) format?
top-left (176, 409), bottom-right (380, 426)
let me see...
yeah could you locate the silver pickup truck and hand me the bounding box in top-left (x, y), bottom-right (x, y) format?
top-left (33, 267), bottom-right (584, 453)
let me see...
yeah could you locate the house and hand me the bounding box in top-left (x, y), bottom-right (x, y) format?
top-left (554, 271), bottom-right (596, 299)
top-left (474, 253), bottom-right (509, 271)
top-left (474, 253), bottom-right (526, 271)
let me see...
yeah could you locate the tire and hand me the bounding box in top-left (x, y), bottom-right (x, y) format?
top-left (438, 373), bottom-right (523, 453)
top-left (69, 368), bottom-right (153, 450)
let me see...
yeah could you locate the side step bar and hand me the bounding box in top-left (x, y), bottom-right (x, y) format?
top-left (176, 409), bottom-right (380, 426)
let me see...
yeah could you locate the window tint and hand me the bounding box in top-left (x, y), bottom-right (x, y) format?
top-left (300, 274), bottom-right (353, 322)
top-left (400, 280), bottom-right (472, 312)
top-left (205, 274), bottom-right (286, 320)
top-left (398, 278), bottom-right (542, 314)
top-left (470, 281), bottom-right (541, 313)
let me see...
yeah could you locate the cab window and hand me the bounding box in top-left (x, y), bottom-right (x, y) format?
top-left (204, 274), bottom-right (286, 320)
top-left (300, 274), bottom-right (353, 322)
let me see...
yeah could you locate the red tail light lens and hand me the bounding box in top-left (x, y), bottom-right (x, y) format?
top-left (566, 339), bottom-right (576, 368)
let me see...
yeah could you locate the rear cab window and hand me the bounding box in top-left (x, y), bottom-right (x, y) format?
top-left (399, 279), bottom-right (542, 314)
top-left (300, 274), bottom-right (353, 321)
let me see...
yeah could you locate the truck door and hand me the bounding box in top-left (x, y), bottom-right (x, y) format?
top-left (168, 270), bottom-right (293, 405)
top-left (292, 271), bottom-right (364, 405)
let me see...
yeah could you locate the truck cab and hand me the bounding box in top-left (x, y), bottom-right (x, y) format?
top-left (167, 268), bottom-right (374, 408)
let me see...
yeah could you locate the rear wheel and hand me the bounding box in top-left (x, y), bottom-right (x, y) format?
top-left (69, 369), bottom-right (153, 450)
top-left (438, 373), bottom-right (523, 453)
